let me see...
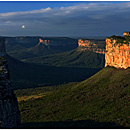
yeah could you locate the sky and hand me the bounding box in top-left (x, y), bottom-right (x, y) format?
top-left (0, 1), bottom-right (130, 37)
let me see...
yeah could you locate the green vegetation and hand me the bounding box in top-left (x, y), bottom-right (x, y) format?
top-left (7, 55), bottom-right (101, 89)
top-left (124, 35), bottom-right (130, 43)
top-left (6, 37), bottom-right (77, 60)
top-left (22, 48), bottom-right (105, 68)
top-left (15, 67), bottom-right (130, 128)
top-left (107, 35), bottom-right (130, 45)
top-left (7, 47), bottom-right (105, 89)
top-left (6, 38), bottom-right (105, 90)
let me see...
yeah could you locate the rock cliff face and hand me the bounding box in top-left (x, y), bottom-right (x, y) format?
top-left (37, 38), bottom-right (50, 46)
top-left (0, 38), bottom-right (20, 128)
top-left (78, 39), bottom-right (105, 54)
top-left (105, 32), bottom-right (130, 69)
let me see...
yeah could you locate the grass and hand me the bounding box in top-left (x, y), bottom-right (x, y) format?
top-left (17, 92), bottom-right (51, 102)
top-left (15, 67), bottom-right (130, 128)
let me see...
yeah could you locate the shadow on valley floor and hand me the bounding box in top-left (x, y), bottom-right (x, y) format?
top-left (7, 55), bottom-right (102, 89)
top-left (21, 120), bottom-right (124, 129)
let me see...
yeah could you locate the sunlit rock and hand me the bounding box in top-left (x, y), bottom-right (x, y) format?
top-left (105, 32), bottom-right (130, 69)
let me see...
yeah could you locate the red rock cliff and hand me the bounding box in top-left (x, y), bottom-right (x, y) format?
top-left (105, 33), bottom-right (130, 69)
top-left (78, 39), bottom-right (105, 54)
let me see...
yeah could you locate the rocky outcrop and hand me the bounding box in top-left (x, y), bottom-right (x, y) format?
top-left (123, 32), bottom-right (130, 37)
top-left (78, 39), bottom-right (98, 47)
top-left (37, 38), bottom-right (49, 46)
top-left (0, 38), bottom-right (20, 128)
top-left (105, 33), bottom-right (130, 69)
top-left (78, 39), bottom-right (105, 54)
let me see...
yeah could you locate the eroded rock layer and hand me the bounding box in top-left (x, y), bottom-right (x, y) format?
top-left (0, 38), bottom-right (20, 128)
top-left (78, 39), bottom-right (106, 54)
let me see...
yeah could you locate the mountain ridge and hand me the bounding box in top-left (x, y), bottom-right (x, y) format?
top-left (22, 48), bottom-right (105, 68)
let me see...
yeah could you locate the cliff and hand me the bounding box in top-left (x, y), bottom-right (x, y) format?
top-left (78, 39), bottom-right (105, 54)
top-left (0, 38), bottom-right (20, 128)
top-left (105, 32), bottom-right (130, 69)
top-left (36, 38), bottom-right (49, 47)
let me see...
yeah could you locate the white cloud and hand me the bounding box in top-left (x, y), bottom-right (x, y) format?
top-left (22, 25), bottom-right (25, 29)
top-left (0, 2), bottom-right (130, 18)
top-left (5, 21), bottom-right (11, 23)
top-left (0, 7), bottom-right (51, 17)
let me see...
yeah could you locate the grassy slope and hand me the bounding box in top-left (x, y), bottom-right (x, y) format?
top-left (15, 67), bottom-right (130, 128)
top-left (7, 45), bottom-right (53, 60)
top-left (22, 48), bottom-right (105, 68)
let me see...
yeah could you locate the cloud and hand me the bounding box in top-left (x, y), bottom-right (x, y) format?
top-left (0, 7), bottom-right (51, 17)
top-left (22, 25), bottom-right (25, 29)
top-left (0, 2), bottom-right (130, 36)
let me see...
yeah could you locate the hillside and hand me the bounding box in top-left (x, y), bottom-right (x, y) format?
top-left (5, 36), bottom-right (40, 52)
top-left (22, 48), bottom-right (105, 68)
top-left (6, 37), bottom-right (78, 60)
top-left (7, 44), bottom-right (54, 60)
top-left (15, 67), bottom-right (130, 128)
top-left (7, 55), bottom-right (101, 89)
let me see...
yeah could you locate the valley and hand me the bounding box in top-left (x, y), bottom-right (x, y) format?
top-left (6, 37), bottom-right (105, 89)
top-left (21, 48), bottom-right (105, 68)
top-left (15, 67), bottom-right (130, 128)
top-left (7, 54), bottom-right (102, 90)
top-left (1, 34), bottom-right (130, 128)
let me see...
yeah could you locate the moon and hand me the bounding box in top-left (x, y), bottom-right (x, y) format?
top-left (22, 25), bottom-right (25, 29)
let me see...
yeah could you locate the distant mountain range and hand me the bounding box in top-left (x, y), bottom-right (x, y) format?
top-left (6, 36), bottom-right (78, 60)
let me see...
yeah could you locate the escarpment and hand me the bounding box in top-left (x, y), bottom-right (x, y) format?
top-left (78, 39), bottom-right (106, 54)
top-left (0, 38), bottom-right (20, 128)
top-left (105, 32), bottom-right (130, 69)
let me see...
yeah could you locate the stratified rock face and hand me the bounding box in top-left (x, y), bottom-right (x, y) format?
top-left (0, 38), bottom-right (21, 128)
top-left (105, 35), bottom-right (130, 69)
top-left (78, 39), bottom-right (106, 54)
